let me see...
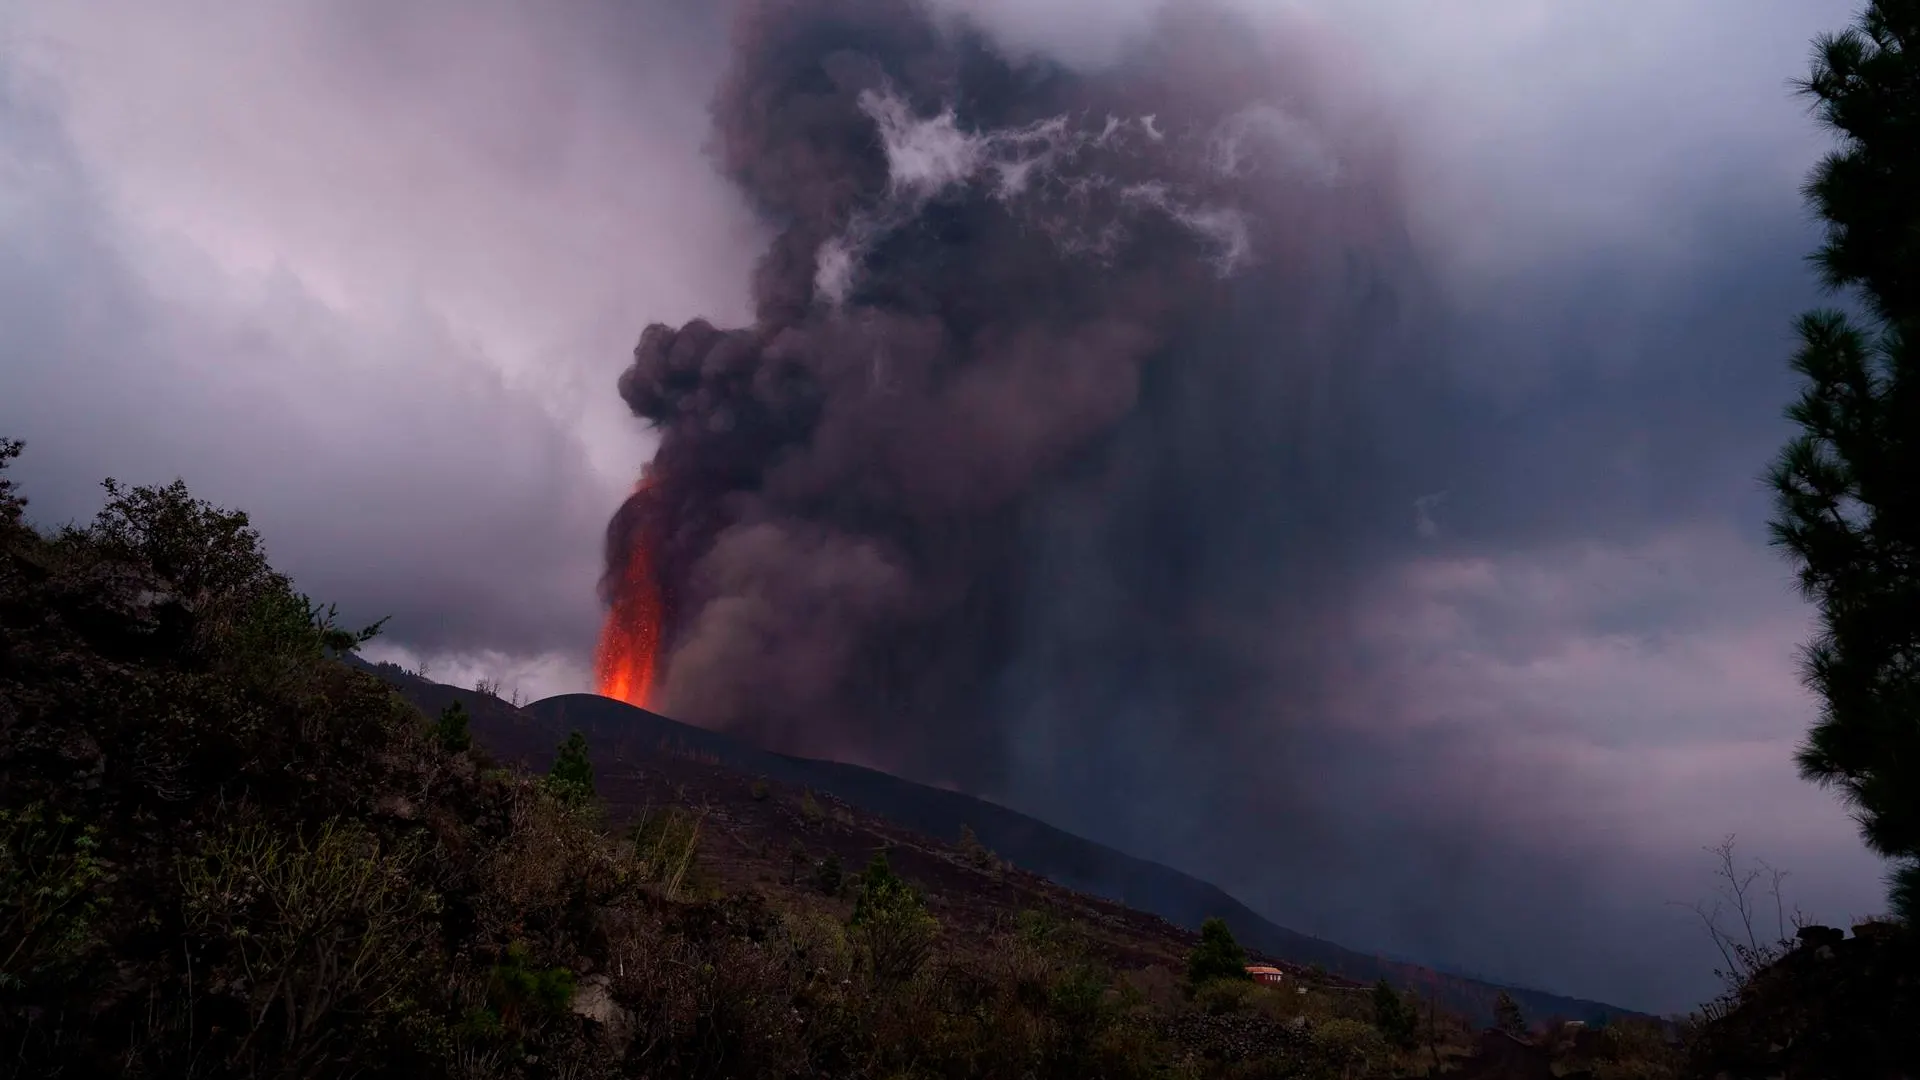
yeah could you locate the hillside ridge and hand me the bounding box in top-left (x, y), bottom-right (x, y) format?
top-left (359, 661), bottom-right (1639, 1026)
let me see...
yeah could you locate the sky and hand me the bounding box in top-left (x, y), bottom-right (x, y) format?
top-left (0, 0), bottom-right (1889, 1012)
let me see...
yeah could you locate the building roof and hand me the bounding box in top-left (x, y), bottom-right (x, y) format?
top-left (1245, 965), bottom-right (1284, 975)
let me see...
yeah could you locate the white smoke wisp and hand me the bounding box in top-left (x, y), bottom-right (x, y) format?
top-left (1117, 182), bottom-right (1253, 276)
top-left (1206, 104), bottom-right (1342, 185)
top-left (1174, 205), bottom-right (1253, 274)
top-left (813, 87), bottom-right (1264, 302)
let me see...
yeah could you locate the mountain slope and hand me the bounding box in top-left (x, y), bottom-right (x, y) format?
top-left (361, 662), bottom-right (1639, 1026)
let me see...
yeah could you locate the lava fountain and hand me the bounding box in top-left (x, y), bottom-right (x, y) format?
top-left (595, 481), bottom-right (664, 708)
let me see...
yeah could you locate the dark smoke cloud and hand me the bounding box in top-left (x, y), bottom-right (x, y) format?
top-left (602, 0), bottom-right (1888, 1012)
top-left (609, 0), bottom-right (1425, 785)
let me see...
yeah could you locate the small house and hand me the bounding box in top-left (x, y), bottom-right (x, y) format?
top-left (1245, 965), bottom-right (1285, 986)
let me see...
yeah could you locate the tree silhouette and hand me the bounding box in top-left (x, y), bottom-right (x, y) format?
top-left (545, 730), bottom-right (595, 804)
top-left (432, 702), bottom-right (472, 753)
top-left (1767, 0), bottom-right (1920, 921)
top-left (0, 438), bottom-right (24, 528)
top-left (1492, 991), bottom-right (1526, 1038)
top-left (815, 851), bottom-right (843, 895)
top-left (1185, 917), bottom-right (1251, 987)
top-left (1372, 979), bottom-right (1419, 1051)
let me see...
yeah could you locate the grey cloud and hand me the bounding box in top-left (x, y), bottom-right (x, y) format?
top-left (0, 54), bottom-right (610, 659)
top-left (7, 0), bottom-right (759, 475)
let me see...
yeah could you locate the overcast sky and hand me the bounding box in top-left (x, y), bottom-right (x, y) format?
top-left (0, 0), bottom-right (1888, 1012)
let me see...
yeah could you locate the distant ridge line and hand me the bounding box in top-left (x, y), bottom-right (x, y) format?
top-left (348, 659), bottom-right (1641, 1026)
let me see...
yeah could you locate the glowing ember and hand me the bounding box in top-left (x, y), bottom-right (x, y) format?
top-left (596, 514), bottom-right (663, 709)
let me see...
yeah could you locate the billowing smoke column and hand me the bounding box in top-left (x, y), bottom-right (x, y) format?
top-left (602, 0), bottom-right (1435, 801)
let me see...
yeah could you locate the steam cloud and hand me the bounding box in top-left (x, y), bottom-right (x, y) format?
top-left (609, 0), bottom-right (1439, 809)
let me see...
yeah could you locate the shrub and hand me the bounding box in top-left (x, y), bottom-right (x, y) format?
top-left (177, 817), bottom-right (440, 1075)
top-left (486, 942), bottom-right (577, 1031)
top-left (1016, 907), bottom-right (1064, 949)
top-left (849, 852), bottom-right (936, 984)
top-left (471, 781), bottom-right (619, 948)
top-left (1594, 1016), bottom-right (1684, 1080)
top-left (1194, 976), bottom-right (1257, 1016)
top-left (629, 805), bottom-right (702, 900)
top-left (0, 803), bottom-right (108, 992)
top-left (1311, 1016), bottom-right (1389, 1076)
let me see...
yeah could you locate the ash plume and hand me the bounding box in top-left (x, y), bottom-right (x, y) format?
top-left (606, 0), bottom-right (1437, 795)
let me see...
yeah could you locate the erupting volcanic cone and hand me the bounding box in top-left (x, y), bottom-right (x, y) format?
top-left (596, 529), bottom-right (662, 708)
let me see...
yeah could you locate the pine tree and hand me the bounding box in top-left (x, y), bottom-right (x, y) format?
top-left (432, 701), bottom-right (472, 753)
top-left (815, 851), bottom-right (843, 895)
top-left (545, 730), bottom-right (595, 804)
top-left (1372, 978), bottom-right (1419, 1051)
top-left (957, 823), bottom-right (994, 869)
top-left (1492, 991), bottom-right (1526, 1038)
top-left (1185, 917), bottom-right (1251, 987)
top-left (1768, 0), bottom-right (1920, 921)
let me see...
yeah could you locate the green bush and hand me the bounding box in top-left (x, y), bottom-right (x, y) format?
top-left (0, 803), bottom-right (108, 992)
top-left (1194, 976), bottom-right (1258, 1016)
top-left (486, 942), bottom-right (577, 1030)
top-left (849, 852), bottom-right (936, 984)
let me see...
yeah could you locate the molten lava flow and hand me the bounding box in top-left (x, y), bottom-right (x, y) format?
top-left (596, 525), bottom-right (663, 709)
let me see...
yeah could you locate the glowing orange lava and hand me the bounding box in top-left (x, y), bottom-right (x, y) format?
top-left (595, 518), bottom-right (663, 709)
